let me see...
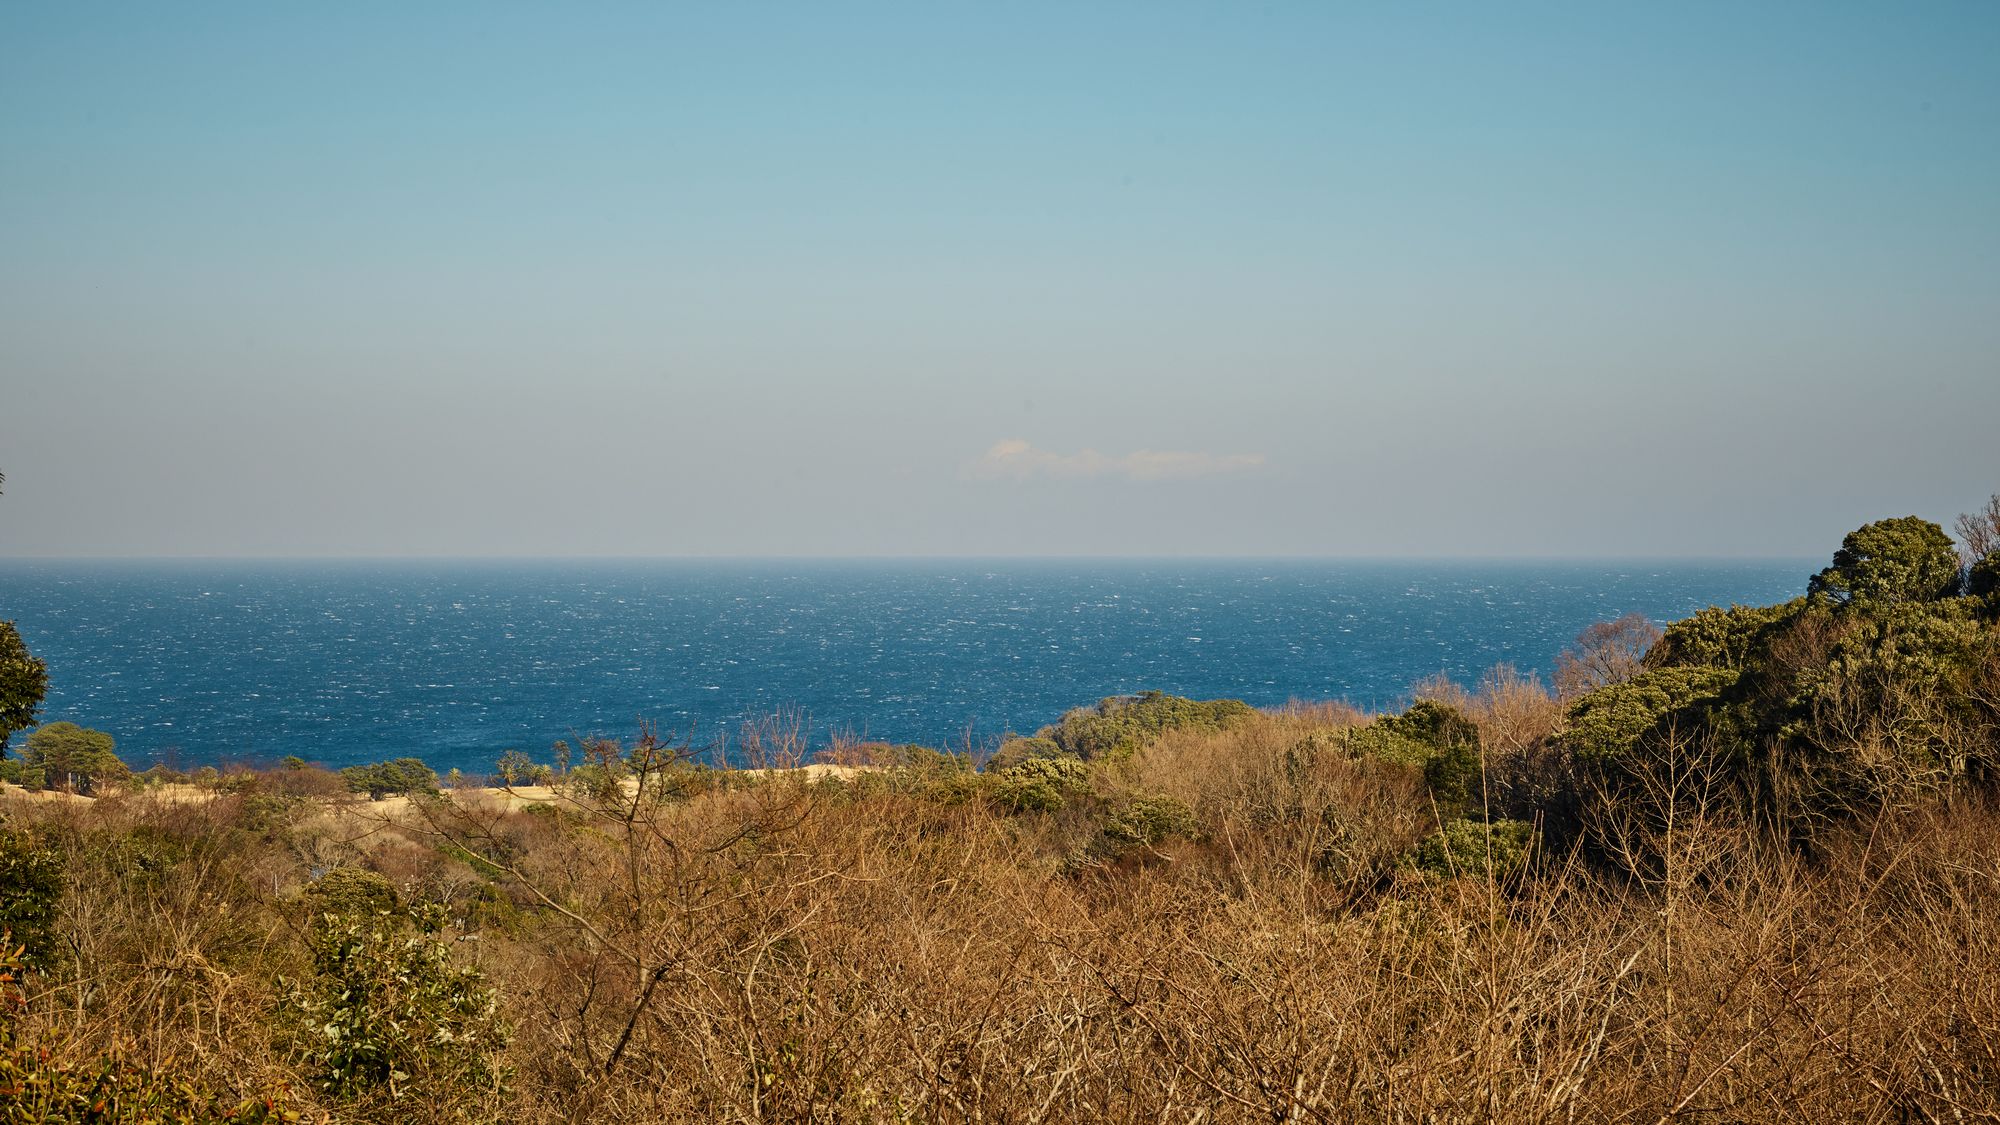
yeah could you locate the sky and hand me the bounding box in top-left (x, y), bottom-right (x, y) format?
top-left (1, 2), bottom-right (1996, 558)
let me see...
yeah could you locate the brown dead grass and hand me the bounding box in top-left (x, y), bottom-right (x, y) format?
top-left (9, 710), bottom-right (2000, 1123)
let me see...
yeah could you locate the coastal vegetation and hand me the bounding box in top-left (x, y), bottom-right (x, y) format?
top-left (1, 498), bottom-right (1999, 1121)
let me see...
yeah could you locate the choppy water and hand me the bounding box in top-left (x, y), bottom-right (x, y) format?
top-left (0, 559), bottom-right (1810, 773)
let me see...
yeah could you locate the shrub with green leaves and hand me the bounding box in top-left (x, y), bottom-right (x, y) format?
top-left (305, 866), bottom-right (401, 918)
top-left (284, 905), bottom-right (509, 1118)
top-left (1645, 599), bottom-right (1805, 671)
top-left (1561, 666), bottom-right (1739, 763)
top-left (991, 755), bottom-right (1093, 812)
top-left (0, 827), bottom-right (61, 967)
top-left (984, 736), bottom-right (1065, 772)
top-left (1408, 818), bottom-right (1537, 880)
top-left (1100, 793), bottom-right (1201, 850)
top-left (1040, 692), bottom-right (1254, 760)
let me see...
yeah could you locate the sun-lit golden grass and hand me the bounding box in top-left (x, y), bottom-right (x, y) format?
top-left (7, 698), bottom-right (2000, 1123)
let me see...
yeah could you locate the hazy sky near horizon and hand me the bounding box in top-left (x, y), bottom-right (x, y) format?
top-left (2, 3), bottom-right (1996, 558)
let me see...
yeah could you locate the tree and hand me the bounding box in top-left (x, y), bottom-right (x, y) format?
top-left (340, 758), bottom-right (440, 800)
top-left (1956, 493), bottom-right (2000, 569)
top-left (1971, 551), bottom-right (2000, 599)
top-left (22, 721), bottom-right (128, 794)
top-left (0, 622), bottom-right (47, 756)
top-left (1554, 612), bottom-right (1662, 698)
top-left (1808, 517), bottom-right (1961, 607)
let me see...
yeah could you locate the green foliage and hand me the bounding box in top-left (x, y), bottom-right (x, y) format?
top-left (1041, 691), bottom-right (1254, 760)
top-left (0, 828), bottom-right (62, 967)
top-left (1645, 600), bottom-right (1805, 671)
top-left (1338, 699), bottom-right (1481, 768)
top-left (1100, 793), bottom-right (1200, 850)
top-left (1337, 723), bottom-right (1438, 768)
top-left (1561, 666), bottom-right (1739, 763)
top-left (1379, 699), bottom-right (1480, 753)
top-left (0, 623), bottom-right (47, 757)
top-left (305, 867), bottom-right (401, 918)
top-left (21, 721), bottom-right (128, 794)
top-left (984, 736), bottom-right (1065, 772)
top-left (1409, 818), bottom-right (1537, 880)
top-left (340, 758), bottom-right (440, 799)
top-left (1422, 740), bottom-right (1485, 816)
top-left (1969, 550), bottom-right (2000, 599)
top-left (1336, 700), bottom-right (1485, 814)
top-left (495, 749), bottom-right (553, 787)
top-left (283, 906), bottom-right (509, 1116)
top-left (1776, 599), bottom-right (2000, 806)
top-left (991, 755), bottom-right (1093, 812)
top-left (1809, 517), bottom-right (1961, 607)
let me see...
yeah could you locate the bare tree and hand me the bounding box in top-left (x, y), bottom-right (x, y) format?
top-left (1554, 612), bottom-right (1663, 700)
top-left (1955, 492), bottom-right (2000, 567)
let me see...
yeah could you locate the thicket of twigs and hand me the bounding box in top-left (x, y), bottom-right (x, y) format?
top-left (4, 686), bottom-right (2000, 1124)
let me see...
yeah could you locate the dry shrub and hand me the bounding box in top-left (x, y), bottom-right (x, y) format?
top-left (10, 729), bottom-right (2000, 1123)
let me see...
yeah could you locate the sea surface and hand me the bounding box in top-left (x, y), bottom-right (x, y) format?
top-left (0, 559), bottom-right (1811, 774)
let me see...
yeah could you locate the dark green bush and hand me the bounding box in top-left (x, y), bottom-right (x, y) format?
top-left (0, 621), bottom-right (47, 756)
top-left (984, 736), bottom-right (1065, 772)
top-left (0, 827), bottom-right (61, 967)
top-left (1645, 600), bottom-right (1805, 671)
top-left (1409, 818), bottom-right (1537, 880)
top-left (1100, 793), bottom-right (1201, 850)
top-left (991, 755), bottom-right (1093, 813)
top-left (1561, 666), bottom-right (1739, 763)
top-left (1378, 699), bottom-right (1480, 753)
top-left (1041, 692), bottom-right (1254, 760)
top-left (305, 867), bottom-right (401, 918)
top-left (1968, 550), bottom-right (2000, 599)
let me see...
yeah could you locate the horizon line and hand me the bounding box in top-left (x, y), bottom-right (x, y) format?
top-left (0, 552), bottom-right (1823, 564)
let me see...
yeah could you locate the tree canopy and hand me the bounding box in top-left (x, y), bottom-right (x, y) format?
top-left (1808, 516), bottom-right (1962, 607)
top-left (0, 622), bottom-right (48, 755)
top-left (21, 722), bottom-right (129, 794)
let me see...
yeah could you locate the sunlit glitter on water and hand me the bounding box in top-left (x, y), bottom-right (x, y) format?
top-left (0, 559), bottom-right (1810, 773)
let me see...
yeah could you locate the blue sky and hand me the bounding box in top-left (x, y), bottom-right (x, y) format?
top-left (2, 2), bottom-right (1996, 557)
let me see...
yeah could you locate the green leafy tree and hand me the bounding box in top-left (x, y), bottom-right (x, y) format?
top-left (0, 622), bottom-right (48, 756)
top-left (22, 721), bottom-right (128, 794)
top-left (1809, 517), bottom-right (1962, 607)
top-left (340, 758), bottom-right (440, 799)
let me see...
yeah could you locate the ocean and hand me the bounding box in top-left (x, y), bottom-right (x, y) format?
top-left (0, 559), bottom-right (1811, 774)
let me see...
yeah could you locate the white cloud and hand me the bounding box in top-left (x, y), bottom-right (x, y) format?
top-left (970, 439), bottom-right (1267, 483)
